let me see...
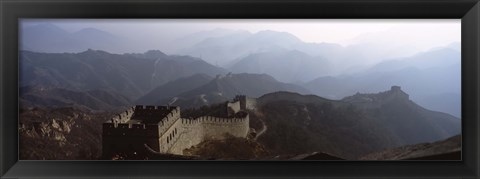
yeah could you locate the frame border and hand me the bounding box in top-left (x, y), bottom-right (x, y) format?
top-left (1, 0), bottom-right (479, 178)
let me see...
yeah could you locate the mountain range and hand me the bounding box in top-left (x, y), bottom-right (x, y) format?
top-left (138, 73), bottom-right (310, 109)
top-left (20, 24), bottom-right (461, 116)
top-left (20, 49), bottom-right (314, 110)
top-left (176, 30), bottom-right (365, 75)
top-left (305, 47), bottom-right (461, 117)
top-left (20, 85), bottom-right (131, 111)
top-left (18, 49), bottom-right (461, 159)
top-left (229, 49), bottom-right (332, 83)
top-left (254, 87), bottom-right (460, 159)
top-left (20, 49), bottom-right (226, 101)
top-left (21, 24), bottom-right (132, 54)
top-left (18, 24), bottom-right (462, 160)
top-left (175, 28), bottom-right (449, 76)
top-left (20, 45), bottom-right (461, 117)
top-left (175, 29), bottom-right (461, 113)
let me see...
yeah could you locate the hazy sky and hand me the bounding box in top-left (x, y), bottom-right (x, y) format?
top-left (22, 19), bottom-right (460, 53)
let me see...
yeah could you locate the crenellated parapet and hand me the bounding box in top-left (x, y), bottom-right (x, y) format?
top-left (164, 112), bottom-right (249, 155)
top-left (102, 96), bottom-right (252, 158)
top-left (108, 107), bottom-right (135, 125)
top-left (195, 115), bottom-right (248, 124)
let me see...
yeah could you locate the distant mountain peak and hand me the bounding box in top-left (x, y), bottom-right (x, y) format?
top-left (80, 48), bottom-right (110, 55)
top-left (144, 50), bottom-right (167, 59)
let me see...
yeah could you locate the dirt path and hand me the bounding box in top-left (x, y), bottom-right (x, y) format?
top-left (254, 116), bottom-right (267, 140)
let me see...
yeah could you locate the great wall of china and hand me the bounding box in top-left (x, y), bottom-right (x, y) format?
top-left (102, 96), bottom-right (255, 158)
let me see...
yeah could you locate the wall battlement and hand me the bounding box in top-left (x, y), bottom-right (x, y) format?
top-left (102, 97), bottom-right (251, 158)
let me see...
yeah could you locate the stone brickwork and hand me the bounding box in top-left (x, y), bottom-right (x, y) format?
top-left (102, 97), bottom-right (251, 158)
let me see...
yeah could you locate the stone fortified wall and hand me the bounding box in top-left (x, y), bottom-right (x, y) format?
top-left (103, 97), bottom-right (252, 157)
top-left (103, 106), bottom-right (162, 157)
top-left (166, 114), bottom-right (249, 154)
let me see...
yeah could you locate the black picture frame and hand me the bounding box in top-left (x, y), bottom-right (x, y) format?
top-left (1, 0), bottom-right (479, 178)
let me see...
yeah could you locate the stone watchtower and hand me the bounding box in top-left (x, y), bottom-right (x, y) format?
top-left (102, 96), bottom-right (252, 159)
top-left (390, 85), bottom-right (409, 100)
top-left (234, 95), bottom-right (247, 110)
top-left (391, 86), bottom-right (401, 91)
top-left (102, 105), bottom-right (180, 159)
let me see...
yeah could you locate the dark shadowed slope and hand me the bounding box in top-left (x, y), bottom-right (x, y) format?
top-left (254, 87), bottom-right (460, 159)
top-left (360, 135), bottom-right (461, 160)
top-left (342, 86), bottom-right (460, 144)
top-left (20, 85), bottom-right (132, 111)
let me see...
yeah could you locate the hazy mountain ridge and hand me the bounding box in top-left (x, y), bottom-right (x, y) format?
top-left (176, 29), bottom-right (448, 76)
top-left (230, 49), bottom-right (332, 83)
top-left (369, 48), bottom-right (460, 72)
top-left (20, 49), bottom-right (226, 101)
top-left (20, 29), bottom-right (461, 116)
top-left (21, 24), bottom-right (130, 53)
top-left (255, 87), bottom-right (460, 159)
top-left (20, 85), bottom-right (132, 111)
top-left (149, 73), bottom-right (311, 109)
top-left (172, 28), bottom-right (246, 52)
top-left (178, 30), bottom-right (342, 67)
top-left (305, 48), bottom-right (461, 117)
top-left (342, 87), bottom-right (460, 144)
top-left (18, 23), bottom-right (462, 161)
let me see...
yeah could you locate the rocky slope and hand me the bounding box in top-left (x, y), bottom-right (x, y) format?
top-left (19, 107), bottom-right (113, 160)
top-left (183, 134), bottom-right (270, 160)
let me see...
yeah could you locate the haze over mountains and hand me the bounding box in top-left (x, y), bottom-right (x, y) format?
top-left (21, 23), bottom-right (460, 117)
top-left (19, 21), bottom-right (462, 160)
top-left (305, 48), bottom-right (461, 117)
top-left (20, 49), bottom-right (226, 101)
top-left (21, 24), bottom-right (132, 53)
